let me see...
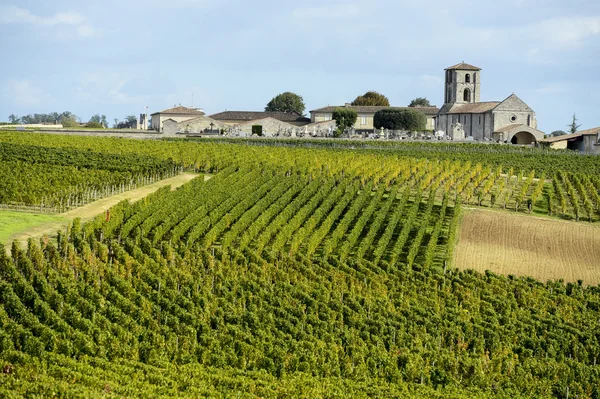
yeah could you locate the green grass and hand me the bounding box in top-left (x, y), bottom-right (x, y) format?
top-left (0, 210), bottom-right (66, 244)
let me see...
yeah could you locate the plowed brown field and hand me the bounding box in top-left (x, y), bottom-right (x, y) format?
top-left (454, 208), bottom-right (600, 285)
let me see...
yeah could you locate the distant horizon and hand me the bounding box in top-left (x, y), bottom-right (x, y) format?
top-left (1, 1), bottom-right (598, 133)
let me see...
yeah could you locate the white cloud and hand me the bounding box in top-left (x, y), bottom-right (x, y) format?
top-left (0, 5), bottom-right (94, 37)
top-left (528, 82), bottom-right (569, 95)
top-left (420, 75), bottom-right (444, 87)
top-left (293, 4), bottom-right (360, 19)
top-left (3, 80), bottom-right (52, 107)
top-left (533, 16), bottom-right (600, 49)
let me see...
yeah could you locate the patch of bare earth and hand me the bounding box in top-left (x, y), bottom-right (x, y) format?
top-left (454, 208), bottom-right (600, 285)
top-left (7, 173), bottom-right (204, 250)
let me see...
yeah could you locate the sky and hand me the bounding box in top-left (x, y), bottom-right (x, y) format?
top-left (0, 0), bottom-right (599, 133)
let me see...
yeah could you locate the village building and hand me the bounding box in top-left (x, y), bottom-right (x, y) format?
top-left (228, 117), bottom-right (299, 137)
top-left (209, 111), bottom-right (310, 126)
top-left (436, 62), bottom-right (545, 144)
top-left (162, 115), bottom-right (227, 136)
top-left (150, 106), bottom-right (205, 131)
top-left (539, 127), bottom-right (600, 153)
top-left (309, 105), bottom-right (439, 132)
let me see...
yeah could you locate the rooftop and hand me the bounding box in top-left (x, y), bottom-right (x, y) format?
top-left (445, 62), bottom-right (482, 71)
top-left (446, 102), bottom-right (500, 114)
top-left (151, 106), bottom-right (205, 116)
top-left (539, 127), bottom-right (600, 143)
top-left (210, 110), bottom-right (310, 123)
top-left (310, 105), bottom-right (439, 116)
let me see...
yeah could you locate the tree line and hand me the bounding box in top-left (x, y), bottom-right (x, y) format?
top-left (6, 112), bottom-right (139, 129)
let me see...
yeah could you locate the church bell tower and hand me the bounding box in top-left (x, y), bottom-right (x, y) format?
top-left (444, 62), bottom-right (481, 105)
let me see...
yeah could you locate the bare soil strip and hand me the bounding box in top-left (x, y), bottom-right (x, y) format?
top-left (454, 208), bottom-right (600, 285)
top-left (5, 173), bottom-right (203, 250)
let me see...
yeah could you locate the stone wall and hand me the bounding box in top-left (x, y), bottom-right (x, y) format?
top-left (492, 94), bottom-right (536, 130)
top-left (436, 112), bottom-right (493, 140)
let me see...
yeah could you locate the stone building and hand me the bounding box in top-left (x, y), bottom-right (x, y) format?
top-left (436, 62), bottom-right (544, 144)
top-left (310, 105), bottom-right (439, 131)
top-left (209, 111), bottom-right (310, 127)
top-left (150, 106), bottom-right (205, 131)
top-left (162, 115), bottom-right (227, 136)
top-left (231, 117), bottom-right (299, 137)
top-left (539, 127), bottom-right (600, 153)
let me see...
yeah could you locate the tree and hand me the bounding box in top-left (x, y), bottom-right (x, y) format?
top-left (8, 114), bottom-right (20, 124)
top-left (89, 114), bottom-right (102, 124)
top-left (551, 130), bottom-right (567, 137)
top-left (331, 107), bottom-right (357, 137)
top-left (86, 121), bottom-right (103, 128)
top-left (59, 114), bottom-right (79, 128)
top-left (374, 109), bottom-right (427, 131)
top-left (351, 91), bottom-right (389, 106)
top-left (265, 92), bottom-right (306, 115)
top-left (125, 115), bottom-right (137, 124)
top-left (409, 97), bottom-right (431, 107)
top-left (567, 114), bottom-right (581, 134)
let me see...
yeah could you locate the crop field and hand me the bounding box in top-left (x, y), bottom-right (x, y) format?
top-left (1, 131), bottom-right (600, 398)
top-left (2, 172), bottom-right (200, 250)
top-left (454, 208), bottom-right (600, 285)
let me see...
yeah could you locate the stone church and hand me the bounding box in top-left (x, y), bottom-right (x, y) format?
top-left (436, 62), bottom-right (544, 144)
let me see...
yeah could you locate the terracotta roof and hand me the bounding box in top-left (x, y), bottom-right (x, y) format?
top-left (151, 106), bottom-right (205, 116)
top-left (210, 111), bottom-right (310, 123)
top-left (445, 62), bottom-right (481, 71)
top-left (310, 105), bottom-right (439, 116)
top-left (445, 102), bottom-right (500, 114)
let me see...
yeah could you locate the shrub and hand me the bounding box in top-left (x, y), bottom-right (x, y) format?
top-left (373, 109), bottom-right (427, 131)
top-left (331, 108), bottom-right (358, 137)
top-left (85, 121), bottom-right (103, 129)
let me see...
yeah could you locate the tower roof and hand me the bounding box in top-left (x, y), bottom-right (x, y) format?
top-left (445, 62), bottom-right (481, 71)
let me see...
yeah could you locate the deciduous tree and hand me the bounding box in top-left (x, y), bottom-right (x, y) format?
top-left (351, 91), bottom-right (389, 106)
top-left (408, 97), bottom-right (432, 107)
top-left (265, 92), bottom-right (306, 115)
top-left (332, 107), bottom-right (357, 137)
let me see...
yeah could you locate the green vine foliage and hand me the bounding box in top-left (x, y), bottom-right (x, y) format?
top-left (1, 131), bottom-right (600, 397)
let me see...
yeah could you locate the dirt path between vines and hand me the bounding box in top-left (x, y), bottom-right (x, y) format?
top-left (5, 172), bottom-right (204, 251)
top-left (454, 208), bottom-right (600, 285)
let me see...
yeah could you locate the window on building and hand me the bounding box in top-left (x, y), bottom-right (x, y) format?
top-left (448, 71), bottom-right (452, 83)
top-left (479, 115), bottom-right (482, 124)
top-left (473, 73), bottom-right (477, 84)
top-left (463, 89), bottom-right (471, 102)
top-left (527, 115), bottom-right (531, 126)
top-left (465, 73), bottom-right (471, 83)
top-left (361, 116), bottom-right (367, 125)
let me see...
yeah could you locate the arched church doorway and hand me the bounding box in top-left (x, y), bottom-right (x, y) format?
top-left (511, 131), bottom-right (536, 145)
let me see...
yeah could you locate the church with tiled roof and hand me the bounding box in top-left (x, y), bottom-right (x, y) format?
top-left (436, 62), bottom-right (544, 144)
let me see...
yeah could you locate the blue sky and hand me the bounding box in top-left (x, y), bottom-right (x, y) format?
top-left (1, 0), bottom-right (599, 132)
